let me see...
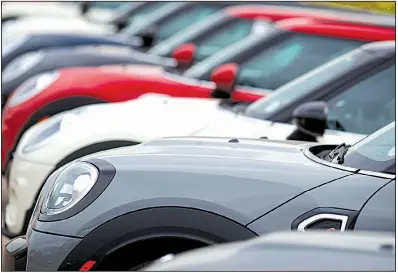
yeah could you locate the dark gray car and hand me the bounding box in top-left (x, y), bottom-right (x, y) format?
top-left (144, 231), bottom-right (396, 271)
top-left (6, 122), bottom-right (395, 270)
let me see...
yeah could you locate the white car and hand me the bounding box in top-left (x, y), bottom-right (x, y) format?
top-left (2, 2), bottom-right (82, 22)
top-left (4, 93), bottom-right (367, 237)
top-left (1, 2), bottom-right (129, 41)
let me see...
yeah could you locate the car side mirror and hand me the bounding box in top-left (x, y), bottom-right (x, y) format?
top-left (172, 43), bottom-right (196, 68)
top-left (287, 101), bottom-right (328, 142)
top-left (210, 63), bottom-right (239, 99)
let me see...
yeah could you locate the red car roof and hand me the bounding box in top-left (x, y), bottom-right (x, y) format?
top-left (226, 5), bottom-right (395, 28)
top-left (276, 17), bottom-right (395, 41)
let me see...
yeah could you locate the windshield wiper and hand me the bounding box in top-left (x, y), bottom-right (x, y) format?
top-left (323, 143), bottom-right (351, 164)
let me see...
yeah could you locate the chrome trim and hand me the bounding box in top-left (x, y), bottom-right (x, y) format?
top-left (297, 214), bottom-right (348, 232)
top-left (358, 170), bottom-right (395, 179)
top-left (303, 148), bottom-right (358, 173)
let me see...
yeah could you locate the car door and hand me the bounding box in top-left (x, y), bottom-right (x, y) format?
top-left (354, 179), bottom-right (395, 232)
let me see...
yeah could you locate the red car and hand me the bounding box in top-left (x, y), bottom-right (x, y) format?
top-left (1, 17), bottom-right (395, 172)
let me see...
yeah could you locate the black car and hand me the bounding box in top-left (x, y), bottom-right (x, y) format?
top-left (6, 121), bottom-right (395, 270)
top-left (145, 231), bottom-right (396, 271)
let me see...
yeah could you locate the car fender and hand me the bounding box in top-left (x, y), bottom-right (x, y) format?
top-left (10, 97), bottom-right (108, 162)
top-left (56, 206), bottom-right (258, 271)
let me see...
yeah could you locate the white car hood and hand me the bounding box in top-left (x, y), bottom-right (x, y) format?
top-left (2, 15), bottom-right (115, 40)
top-left (2, 2), bottom-right (81, 18)
top-left (68, 95), bottom-right (233, 141)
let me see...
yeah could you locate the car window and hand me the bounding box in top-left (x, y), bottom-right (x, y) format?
top-left (90, 2), bottom-right (127, 9)
top-left (327, 64), bottom-right (396, 135)
top-left (195, 19), bottom-right (254, 62)
top-left (236, 33), bottom-right (365, 90)
top-left (342, 122), bottom-right (395, 174)
top-left (244, 49), bottom-right (367, 120)
top-left (155, 5), bottom-right (223, 44)
top-left (126, 2), bottom-right (170, 26)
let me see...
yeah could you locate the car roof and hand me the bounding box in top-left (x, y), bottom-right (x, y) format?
top-left (226, 4), bottom-right (395, 28)
top-left (276, 17), bottom-right (395, 41)
top-left (360, 40), bottom-right (396, 57)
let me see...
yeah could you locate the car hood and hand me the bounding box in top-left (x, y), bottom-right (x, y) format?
top-left (61, 95), bottom-right (233, 141)
top-left (144, 231), bottom-right (396, 271)
top-left (2, 16), bottom-right (115, 40)
top-left (77, 136), bottom-right (351, 224)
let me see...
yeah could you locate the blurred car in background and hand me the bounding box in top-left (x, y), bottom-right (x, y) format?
top-left (2, 2), bottom-right (83, 23)
top-left (147, 232), bottom-right (395, 271)
top-left (144, 231), bottom-right (395, 271)
top-left (5, 121), bottom-right (395, 270)
top-left (3, 41), bottom-right (396, 239)
top-left (4, 4), bottom-right (348, 106)
top-left (1, 1), bottom-right (171, 67)
top-left (2, 17), bottom-right (395, 172)
top-left (1, 2), bottom-right (132, 39)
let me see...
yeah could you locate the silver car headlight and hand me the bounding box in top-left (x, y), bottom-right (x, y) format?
top-left (41, 162), bottom-right (99, 215)
top-left (7, 70), bottom-right (59, 107)
top-left (3, 51), bottom-right (44, 82)
top-left (2, 35), bottom-right (29, 56)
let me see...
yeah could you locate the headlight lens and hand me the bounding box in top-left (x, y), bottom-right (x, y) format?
top-left (22, 107), bottom-right (87, 154)
top-left (42, 162), bottom-right (99, 215)
top-left (22, 120), bottom-right (61, 154)
top-left (3, 51), bottom-right (44, 82)
top-left (7, 70), bottom-right (59, 107)
top-left (2, 35), bottom-right (28, 56)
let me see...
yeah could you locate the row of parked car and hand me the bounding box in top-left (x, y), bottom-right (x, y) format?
top-left (1, 1), bottom-right (396, 271)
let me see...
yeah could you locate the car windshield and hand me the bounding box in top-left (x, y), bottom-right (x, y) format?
top-left (149, 14), bottom-right (259, 61)
top-left (185, 32), bottom-right (364, 85)
top-left (194, 19), bottom-right (263, 62)
top-left (124, 2), bottom-right (170, 27)
top-left (342, 122), bottom-right (395, 174)
top-left (89, 1), bottom-right (128, 9)
top-left (235, 34), bottom-right (364, 90)
top-left (244, 48), bottom-right (366, 119)
top-left (153, 5), bottom-right (224, 45)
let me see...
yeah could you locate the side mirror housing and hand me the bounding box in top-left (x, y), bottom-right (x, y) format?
top-left (210, 63), bottom-right (239, 99)
top-left (172, 43), bottom-right (196, 68)
top-left (287, 101), bottom-right (328, 142)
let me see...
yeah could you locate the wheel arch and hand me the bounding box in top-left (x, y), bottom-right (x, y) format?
top-left (58, 206), bottom-right (258, 270)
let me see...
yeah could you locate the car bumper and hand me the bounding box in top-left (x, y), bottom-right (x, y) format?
top-left (5, 155), bottom-right (54, 237)
top-left (6, 229), bottom-right (82, 271)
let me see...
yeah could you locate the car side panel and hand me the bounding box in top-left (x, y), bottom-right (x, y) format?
top-left (248, 174), bottom-right (391, 234)
top-left (354, 180), bottom-right (395, 232)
